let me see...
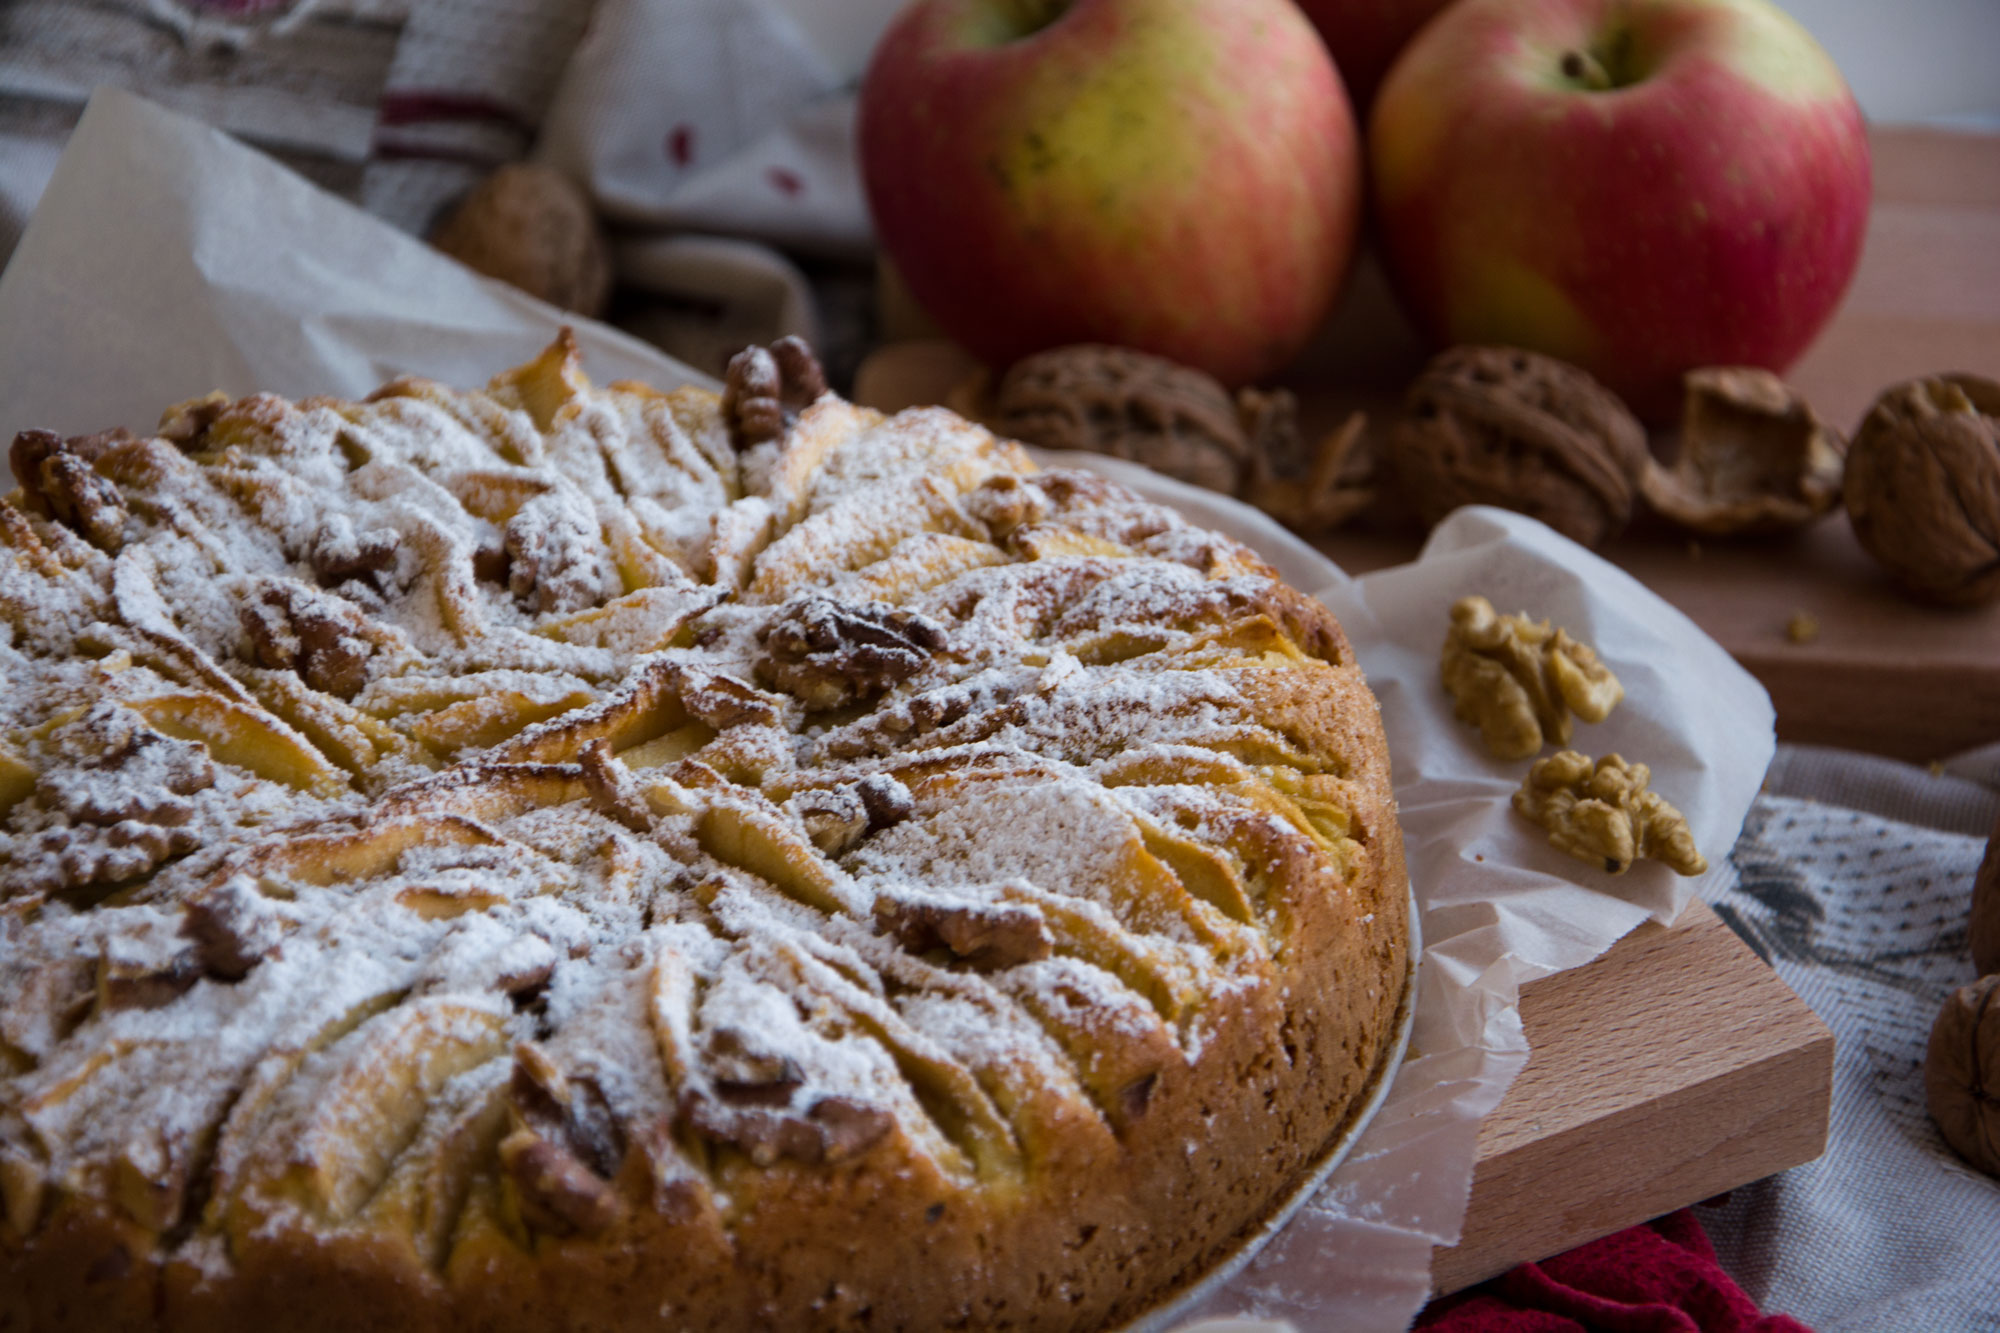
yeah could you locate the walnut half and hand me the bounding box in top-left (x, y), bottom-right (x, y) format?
top-left (1441, 596), bottom-right (1622, 760)
top-left (1512, 750), bottom-right (1706, 876)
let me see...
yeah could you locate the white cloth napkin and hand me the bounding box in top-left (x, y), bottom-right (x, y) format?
top-left (534, 0), bottom-right (900, 372)
top-left (1697, 753), bottom-right (2000, 1331)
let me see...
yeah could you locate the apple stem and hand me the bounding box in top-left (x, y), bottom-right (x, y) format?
top-left (1560, 49), bottom-right (1613, 91)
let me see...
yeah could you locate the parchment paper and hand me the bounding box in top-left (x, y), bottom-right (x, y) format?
top-left (0, 90), bottom-right (1776, 1333)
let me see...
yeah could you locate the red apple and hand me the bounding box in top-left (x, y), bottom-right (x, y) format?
top-left (858, 0), bottom-right (1363, 388)
top-left (1293, 0), bottom-right (1457, 116)
top-left (1369, 0), bottom-right (1870, 418)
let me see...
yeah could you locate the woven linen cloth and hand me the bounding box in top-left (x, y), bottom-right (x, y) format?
top-left (1692, 743), bottom-right (2000, 1332)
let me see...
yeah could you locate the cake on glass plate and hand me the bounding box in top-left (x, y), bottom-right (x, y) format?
top-left (0, 335), bottom-right (1409, 1332)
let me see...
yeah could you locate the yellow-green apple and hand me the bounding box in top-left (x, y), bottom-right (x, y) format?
top-left (858, 0), bottom-right (1362, 388)
top-left (1293, 0), bottom-right (1457, 115)
top-left (1369, 0), bottom-right (1870, 418)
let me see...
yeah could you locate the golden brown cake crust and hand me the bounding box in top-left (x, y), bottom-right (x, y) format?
top-left (0, 340), bottom-right (1408, 1332)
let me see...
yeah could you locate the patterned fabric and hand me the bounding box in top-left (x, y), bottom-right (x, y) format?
top-left (1695, 749), bottom-right (2000, 1332)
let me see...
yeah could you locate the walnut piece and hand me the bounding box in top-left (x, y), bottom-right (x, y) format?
top-left (1641, 368), bottom-right (1845, 535)
top-left (502, 1042), bottom-right (627, 1235)
top-left (8, 429), bottom-right (130, 550)
top-left (990, 344), bottom-right (1251, 494)
top-left (504, 490), bottom-right (614, 615)
top-left (306, 516), bottom-right (400, 596)
top-left (1393, 347), bottom-right (1648, 548)
top-left (181, 877), bottom-right (289, 980)
top-left (1844, 374), bottom-right (2000, 606)
top-left (1512, 750), bottom-right (1707, 876)
top-left (963, 473), bottom-right (1049, 541)
top-left (721, 336), bottom-right (829, 451)
top-left (1925, 973), bottom-right (2000, 1177)
top-left (1441, 595), bottom-right (1623, 760)
top-left (1972, 807), bottom-right (1999, 977)
top-left (13, 707), bottom-right (216, 895)
top-left (683, 1090), bottom-right (893, 1167)
top-left (875, 895), bottom-right (1053, 970)
top-left (427, 164), bottom-right (611, 318)
top-left (755, 595), bottom-right (947, 711)
top-left (788, 774), bottom-right (912, 857)
top-left (239, 581), bottom-right (377, 698)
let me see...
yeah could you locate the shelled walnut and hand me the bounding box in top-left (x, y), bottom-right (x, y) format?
top-left (1925, 973), bottom-right (2000, 1177)
top-left (1641, 368), bottom-right (1845, 535)
top-left (1441, 595), bottom-right (1623, 760)
top-left (1393, 347), bottom-right (1648, 548)
top-left (721, 336), bottom-right (829, 451)
top-left (1512, 750), bottom-right (1707, 876)
top-left (1844, 374), bottom-right (2000, 606)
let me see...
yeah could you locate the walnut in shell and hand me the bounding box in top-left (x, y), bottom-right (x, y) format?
top-left (1925, 973), bottom-right (2000, 1177)
top-left (991, 345), bottom-right (1251, 494)
top-left (1640, 368), bottom-right (1845, 535)
top-left (1393, 347), bottom-right (1649, 548)
top-left (1973, 806), bottom-right (2000, 977)
top-left (1844, 374), bottom-right (2000, 606)
top-left (429, 164), bottom-right (612, 319)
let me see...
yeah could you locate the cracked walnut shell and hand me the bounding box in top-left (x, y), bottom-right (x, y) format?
top-left (1394, 347), bottom-right (1648, 548)
top-left (1513, 750), bottom-right (1707, 876)
top-left (1925, 973), bottom-right (2000, 1177)
top-left (1641, 368), bottom-right (1845, 535)
top-left (1844, 374), bottom-right (2000, 606)
top-left (1441, 596), bottom-right (1623, 760)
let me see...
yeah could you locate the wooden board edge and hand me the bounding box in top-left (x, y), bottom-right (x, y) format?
top-left (1429, 902), bottom-right (1835, 1295)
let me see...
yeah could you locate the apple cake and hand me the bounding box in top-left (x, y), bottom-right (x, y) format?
top-left (0, 335), bottom-right (1409, 1331)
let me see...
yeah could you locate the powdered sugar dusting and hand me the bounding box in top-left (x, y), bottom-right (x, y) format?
top-left (0, 342), bottom-right (1388, 1298)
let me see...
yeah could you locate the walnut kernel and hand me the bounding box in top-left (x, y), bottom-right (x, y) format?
top-left (1393, 347), bottom-right (1648, 548)
top-left (9, 429), bottom-right (130, 551)
top-left (721, 337), bottom-right (829, 452)
top-left (1441, 595), bottom-right (1623, 760)
top-left (1925, 973), bottom-right (2000, 1177)
top-left (1513, 750), bottom-right (1706, 876)
top-left (1844, 374), bottom-right (2000, 606)
top-left (754, 595), bottom-right (947, 711)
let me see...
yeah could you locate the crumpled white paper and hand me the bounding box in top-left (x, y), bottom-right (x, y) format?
top-left (0, 91), bottom-right (1777, 1333)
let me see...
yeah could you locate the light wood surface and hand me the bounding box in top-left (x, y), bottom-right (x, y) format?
top-left (1429, 899), bottom-right (1834, 1294)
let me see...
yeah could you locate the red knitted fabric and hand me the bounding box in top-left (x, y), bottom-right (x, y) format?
top-left (1415, 1211), bottom-right (1813, 1333)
